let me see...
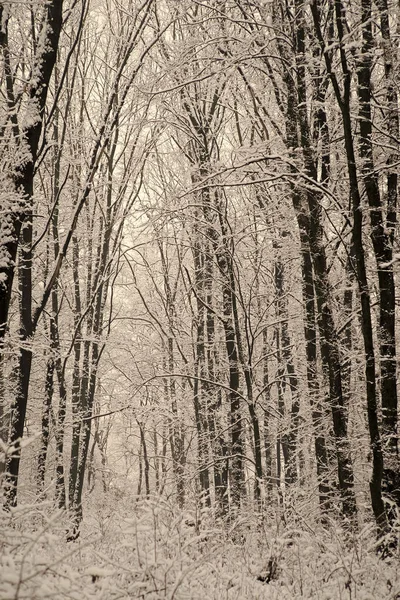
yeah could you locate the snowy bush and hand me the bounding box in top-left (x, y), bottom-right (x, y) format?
top-left (1, 494), bottom-right (399, 600)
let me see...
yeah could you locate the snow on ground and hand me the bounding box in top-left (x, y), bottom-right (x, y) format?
top-left (0, 493), bottom-right (399, 599)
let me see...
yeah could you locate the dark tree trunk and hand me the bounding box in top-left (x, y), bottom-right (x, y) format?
top-left (53, 319), bottom-right (68, 509)
top-left (0, 359), bottom-right (9, 476)
top-left (2, 2), bottom-right (63, 508)
top-left (139, 423), bottom-right (150, 498)
top-left (192, 234), bottom-right (211, 505)
top-left (298, 216), bottom-right (332, 510)
top-left (293, 0), bottom-right (357, 521)
top-left (69, 240), bottom-right (110, 531)
top-left (357, 0), bottom-right (399, 518)
top-left (0, 2), bottom-right (63, 347)
top-left (49, 92), bottom-right (67, 509)
top-left (262, 329), bottom-right (273, 499)
top-left (137, 434), bottom-right (143, 499)
top-left (310, 0), bottom-right (387, 535)
top-left (68, 237), bottom-right (83, 510)
top-left (273, 244), bottom-right (300, 486)
top-left (203, 231), bottom-right (229, 513)
top-left (223, 214), bottom-right (262, 502)
top-left (153, 427), bottom-right (160, 493)
top-left (5, 207), bottom-right (34, 508)
top-left (70, 340), bottom-right (102, 535)
top-left (232, 272), bottom-right (263, 502)
top-left (193, 375), bottom-right (211, 504)
top-left (37, 351), bottom-right (55, 495)
top-left (168, 337), bottom-right (186, 508)
top-left (218, 252), bottom-right (244, 507)
top-left (284, 77), bottom-right (337, 513)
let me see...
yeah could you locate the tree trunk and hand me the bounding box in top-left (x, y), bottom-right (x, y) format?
top-left (0, 1), bottom-right (63, 347)
top-left (293, 0), bottom-right (357, 520)
top-left (263, 328), bottom-right (273, 499)
top-left (357, 0), bottom-right (399, 519)
top-left (37, 350), bottom-right (55, 495)
top-left (310, 0), bottom-right (387, 535)
top-left (5, 218), bottom-right (34, 508)
top-left (298, 215), bottom-right (332, 511)
top-left (191, 235), bottom-right (211, 505)
top-left (168, 337), bottom-right (186, 508)
top-left (139, 422), bottom-right (150, 497)
top-left (273, 244), bottom-right (300, 486)
top-left (2, 2), bottom-right (63, 506)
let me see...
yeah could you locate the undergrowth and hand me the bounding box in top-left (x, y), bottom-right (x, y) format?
top-left (0, 490), bottom-right (399, 599)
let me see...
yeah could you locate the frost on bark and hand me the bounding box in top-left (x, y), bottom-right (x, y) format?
top-left (1, 1), bottom-right (63, 508)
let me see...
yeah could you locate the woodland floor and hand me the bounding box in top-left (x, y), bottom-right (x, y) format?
top-left (1, 488), bottom-right (399, 600)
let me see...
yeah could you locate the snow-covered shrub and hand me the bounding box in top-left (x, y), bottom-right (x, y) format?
top-left (0, 492), bottom-right (399, 599)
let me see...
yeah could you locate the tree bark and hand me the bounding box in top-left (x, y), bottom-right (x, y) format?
top-left (357, 0), bottom-right (399, 518)
top-left (273, 242), bottom-right (300, 486)
top-left (291, 0), bottom-right (357, 519)
top-left (37, 349), bottom-right (55, 495)
top-left (310, 0), bottom-right (387, 535)
top-left (0, 1), bottom-right (63, 347)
